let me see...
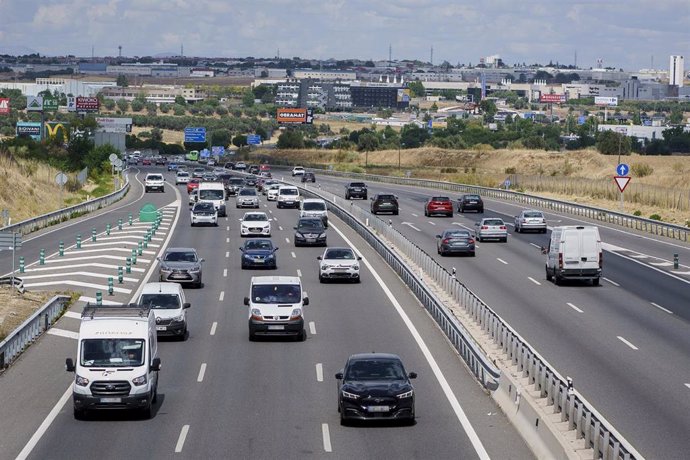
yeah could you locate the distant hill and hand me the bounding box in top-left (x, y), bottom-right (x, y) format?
top-left (0, 45), bottom-right (39, 56)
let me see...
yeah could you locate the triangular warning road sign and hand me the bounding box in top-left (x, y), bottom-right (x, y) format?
top-left (614, 176), bottom-right (631, 192)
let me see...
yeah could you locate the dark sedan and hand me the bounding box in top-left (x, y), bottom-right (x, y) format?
top-left (294, 218), bottom-right (327, 247)
top-left (244, 176), bottom-right (258, 187)
top-left (436, 229), bottom-right (476, 256)
top-left (458, 194), bottom-right (484, 213)
top-left (370, 194), bottom-right (399, 215)
top-left (301, 172), bottom-right (316, 183)
top-left (336, 353), bottom-right (416, 425)
top-left (240, 239), bottom-right (278, 269)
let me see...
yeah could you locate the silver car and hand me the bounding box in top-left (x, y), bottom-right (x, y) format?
top-left (514, 209), bottom-right (547, 233)
top-left (318, 247), bottom-right (361, 283)
top-left (236, 187), bottom-right (260, 208)
top-left (158, 247), bottom-right (204, 288)
top-left (474, 218), bottom-right (508, 242)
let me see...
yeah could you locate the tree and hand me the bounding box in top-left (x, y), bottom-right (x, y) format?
top-left (116, 98), bottom-right (129, 112)
top-left (174, 95), bottom-right (186, 105)
top-left (596, 130), bottom-right (631, 155)
top-left (85, 144), bottom-right (119, 174)
top-left (357, 133), bottom-right (380, 151)
top-left (130, 99), bottom-right (144, 112)
top-left (400, 124), bottom-right (430, 148)
top-left (255, 126), bottom-right (269, 142)
top-left (211, 129), bottom-right (231, 147)
top-left (232, 134), bottom-right (248, 148)
top-left (277, 130), bottom-right (305, 149)
top-left (116, 74), bottom-right (129, 87)
top-left (669, 107), bottom-right (684, 125)
top-left (242, 90), bottom-right (255, 108)
top-left (407, 81), bottom-right (426, 98)
top-left (103, 99), bottom-right (116, 110)
top-left (150, 127), bottom-right (163, 142)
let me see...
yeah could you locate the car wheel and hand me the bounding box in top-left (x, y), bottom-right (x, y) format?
top-left (340, 411), bottom-right (348, 426)
top-left (393, 210), bottom-right (399, 215)
top-left (554, 274), bottom-right (562, 285)
top-left (477, 236), bottom-right (482, 242)
top-left (319, 274), bottom-right (325, 283)
top-left (424, 209), bottom-right (428, 217)
top-left (190, 222), bottom-right (195, 227)
top-left (502, 237), bottom-right (508, 243)
top-left (592, 278), bottom-right (600, 286)
top-left (180, 327), bottom-right (188, 342)
top-left (248, 331), bottom-right (256, 341)
top-left (470, 252), bottom-right (476, 257)
top-left (140, 402), bottom-right (153, 420)
top-left (479, 208), bottom-right (484, 213)
top-left (296, 329), bottom-right (307, 342)
top-left (345, 194), bottom-right (350, 200)
top-left (448, 212), bottom-right (453, 218)
top-left (152, 382), bottom-right (158, 403)
top-left (354, 276), bottom-right (361, 284)
top-left (545, 267), bottom-right (553, 281)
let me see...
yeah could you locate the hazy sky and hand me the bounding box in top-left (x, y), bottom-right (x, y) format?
top-left (0, 0), bottom-right (688, 70)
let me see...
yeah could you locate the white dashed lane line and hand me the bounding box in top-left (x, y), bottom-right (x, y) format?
top-left (685, 383), bottom-right (690, 390)
top-left (291, 252), bottom-right (296, 258)
top-left (223, 269), bottom-right (227, 277)
top-left (225, 251), bottom-right (229, 258)
top-left (528, 277), bottom-right (541, 285)
top-left (226, 237), bottom-right (230, 243)
top-left (321, 424), bottom-right (332, 453)
top-left (315, 363), bottom-right (323, 382)
top-left (46, 328), bottom-right (79, 340)
top-left (297, 269), bottom-right (302, 277)
top-left (279, 226), bottom-right (283, 231)
top-left (496, 258), bottom-right (508, 265)
top-left (617, 336), bottom-right (639, 350)
top-left (210, 322), bottom-right (217, 336)
top-left (604, 277), bottom-right (620, 286)
top-left (651, 302), bottom-right (673, 315)
top-left (175, 425), bottom-right (190, 453)
top-left (285, 238), bottom-right (290, 243)
top-left (428, 221), bottom-right (436, 226)
top-left (197, 363), bottom-right (207, 383)
top-left (567, 302), bottom-right (584, 313)
top-left (219, 291), bottom-right (225, 302)
top-left (309, 321), bottom-right (316, 335)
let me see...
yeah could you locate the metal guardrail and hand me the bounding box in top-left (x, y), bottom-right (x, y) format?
top-left (0, 276), bottom-right (24, 293)
top-left (0, 295), bottom-right (70, 369)
top-left (289, 179), bottom-right (641, 460)
top-left (0, 174), bottom-right (130, 236)
top-left (272, 165), bottom-right (689, 242)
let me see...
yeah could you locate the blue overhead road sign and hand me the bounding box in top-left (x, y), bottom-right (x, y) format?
top-left (184, 127), bottom-right (206, 143)
top-left (616, 163), bottom-right (630, 176)
top-left (247, 134), bottom-right (261, 145)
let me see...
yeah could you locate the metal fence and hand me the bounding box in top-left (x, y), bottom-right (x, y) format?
top-left (293, 180), bottom-right (641, 460)
top-left (272, 165), bottom-right (689, 242)
top-left (0, 295), bottom-right (70, 369)
top-left (0, 175), bottom-right (130, 236)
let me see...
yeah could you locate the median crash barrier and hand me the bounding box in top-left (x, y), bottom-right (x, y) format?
top-left (139, 203), bottom-right (158, 223)
top-left (292, 180), bottom-right (642, 460)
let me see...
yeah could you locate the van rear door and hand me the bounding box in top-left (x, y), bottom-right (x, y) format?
top-left (561, 229), bottom-right (582, 267)
top-left (579, 227), bottom-right (600, 269)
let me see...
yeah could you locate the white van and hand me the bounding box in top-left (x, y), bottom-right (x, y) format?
top-left (545, 226), bottom-right (602, 286)
top-left (300, 198), bottom-right (328, 227)
top-left (65, 304), bottom-right (161, 419)
top-left (277, 185), bottom-right (300, 209)
top-left (244, 276), bottom-right (308, 341)
top-left (197, 182), bottom-right (227, 216)
top-left (138, 282), bottom-right (190, 340)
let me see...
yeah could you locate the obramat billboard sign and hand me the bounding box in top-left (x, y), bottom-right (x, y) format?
top-left (276, 108), bottom-right (313, 124)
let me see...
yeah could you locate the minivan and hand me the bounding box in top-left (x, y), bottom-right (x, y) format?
top-left (138, 282), bottom-right (191, 340)
top-left (244, 276), bottom-right (308, 341)
top-left (545, 226), bottom-right (602, 286)
top-left (277, 185), bottom-right (300, 209)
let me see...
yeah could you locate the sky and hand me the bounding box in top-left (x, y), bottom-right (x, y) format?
top-left (0, 0), bottom-right (688, 71)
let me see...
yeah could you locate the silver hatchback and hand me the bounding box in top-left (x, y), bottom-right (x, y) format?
top-left (474, 218), bottom-right (508, 242)
top-left (514, 209), bottom-right (547, 233)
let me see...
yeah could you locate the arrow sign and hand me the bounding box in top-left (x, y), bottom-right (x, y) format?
top-left (616, 163), bottom-right (630, 176)
top-left (614, 176), bottom-right (631, 192)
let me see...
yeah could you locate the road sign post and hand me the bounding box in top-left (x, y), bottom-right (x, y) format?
top-left (614, 176), bottom-right (631, 212)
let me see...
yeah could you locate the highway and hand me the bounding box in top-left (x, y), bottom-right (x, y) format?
top-left (296, 171), bottom-right (690, 459)
top-left (0, 167), bottom-right (531, 459)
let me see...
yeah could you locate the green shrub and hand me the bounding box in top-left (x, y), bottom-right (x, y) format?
top-left (649, 214), bottom-right (662, 221)
top-left (633, 210), bottom-right (642, 216)
top-left (504, 167), bottom-right (517, 174)
top-left (631, 163), bottom-right (653, 177)
top-left (441, 167), bottom-right (458, 173)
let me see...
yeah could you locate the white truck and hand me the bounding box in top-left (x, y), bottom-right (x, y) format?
top-left (65, 304), bottom-right (161, 419)
top-left (196, 182), bottom-right (227, 216)
top-left (545, 225), bottom-right (602, 286)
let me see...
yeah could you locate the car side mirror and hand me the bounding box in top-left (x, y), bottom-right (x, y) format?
top-left (408, 372), bottom-right (417, 379)
top-left (541, 247), bottom-right (548, 254)
top-left (357, 256), bottom-right (362, 260)
top-left (293, 226), bottom-right (298, 230)
top-left (156, 256), bottom-right (162, 262)
top-left (199, 258), bottom-right (205, 263)
top-left (335, 372), bottom-right (343, 380)
top-left (303, 297), bottom-right (309, 306)
top-left (150, 357), bottom-right (162, 372)
top-left (317, 256), bottom-right (322, 260)
top-left (435, 235), bottom-right (441, 238)
top-left (243, 297), bottom-right (250, 306)
top-left (274, 247), bottom-right (279, 251)
top-left (183, 302), bottom-right (191, 309)
top-left (65, 358), bottom-right (75, 372)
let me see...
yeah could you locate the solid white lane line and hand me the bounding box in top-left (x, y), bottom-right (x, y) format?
top-left (219, 291), bottom-right (225, 302)
top-left (528, 277), bottom-right (541, 285)
top-left (617, 336), bottom-right (639, 350)
top-left (315, 363), bottom-right (323, 382)
top-left (15, 386), bottom-right (72, 460)
top-left (297, 269), bottom-right (302, 277)
top-left (603, 277), bottom-right (620, 286)
top-left (225, 251), bottom-right (230, 258)
top-left (567, 302), bottom-right (584, 313)
top-left (291, 251), bottom-right (296, 258)
top-left (329, 222), bottom-right (490, 459)
top-left (279, 226), bottom-right (283, 231)
top-left (175, 425), bottom-right (190, 453)
top-left (496, 258), bottom-right (508, 265)
top-left (529, 242), bottom-right (541, 249)
top-left (309, 321), bottom-right (316, 335)
top-left (285, 238), bottom-right (290, 243)
top-left (210, 322), bottom-right (217, 336)
top-left (197, 363), bottom-right (207, 383)
top-left (685, 383), bottom-right (690, 390)
top-left (63, 311), bottom-right (82, 319)
top-left (223, 269), bottom-right (227, 277)
top-left (321, 423), bottom-right (332, 453)
top-left (428, 221), bottom-right (436, 226)
top-left (651, 302), bottom-right (673, 315)
top-left (46, 328), bottom-right (79, 340)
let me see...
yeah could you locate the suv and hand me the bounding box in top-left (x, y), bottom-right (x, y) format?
top-left (157, 247), bottom-right (204, 288)
top-left (145, 173), bottom-right (165, 193)
top-left (301, 172), bottom-right (316, 183)
top-left (244, 276), bottom-right (308, 341)
top-left (138, 282), bottom-right (191, 340)
top-left (226, 178), bottom-right (245, 196)
top-left (294, 217), bottom-right (327, 247)
top-left (300, 198), bottom-right (328, 227)
top-left (458, 194), bottom-right (484, 213)
top-left (345, 182), bottom-right (367, 200)
top-left (370, 194), bottom-right (399, 215)
top-left (291, 166), bottom-right (305, 176)
top-left (425, 196), bottom-right (453, 217)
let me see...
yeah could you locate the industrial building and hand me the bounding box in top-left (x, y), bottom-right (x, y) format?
top-left (269, 78), bottom-right (405, 110)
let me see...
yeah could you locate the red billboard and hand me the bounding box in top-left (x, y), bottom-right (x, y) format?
top-left (0, 98), bottom-right (9, 115)
top-left (75, 96), bottom-right (100, 112)
top-left (276, 107), bottom-right (313, 124)
top-left (539, 93), bottom-right (566, 104)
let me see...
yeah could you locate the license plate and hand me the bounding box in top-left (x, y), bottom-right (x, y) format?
top-left (101, 397), bottom-right (121, 403)
top-left (267, 325), bottom-right (284, 330)
top-left (285, 201), bottom-right (294, 205)
top-left (367, 406), bottom-right (389, 412)
top-left (156, 326), bottom-right (167, 331)
top-left (452, 243), bottom-right (466, 247)
top-left (306, 238), bottom-right (316, 243)
top-left (254, 259), bottom-right (264, 263)
top-left (170, 275), bottom-right (187, 279)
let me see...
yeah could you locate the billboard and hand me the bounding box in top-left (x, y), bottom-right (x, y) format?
top-left (539, 93), bottom-right (566, 103)
top-left (594, 96), bottom-right (618, 107)
top-left (16, 122), bottom-right (42, 140)
top-left (96, 117), bottom-right (132, 133)
top-left (75, 96), bottom-right (100, 112)
top-left (276, 107), bottom-right (313, 124)
top-left (42, 97), bottom-right (59, 112)
top-left (26, 96), bottom-right (43, 111)
top-left (45, 122), bottom-right (70, 138)
top-left (396, 89), bottom-right (411, 103)
top-left (184, 127), bottom-right (206, 143)
top-left (0, 98), bottom-right (9, 114)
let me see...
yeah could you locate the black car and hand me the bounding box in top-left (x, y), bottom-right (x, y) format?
top-left (370, 194), bottom-right (399, 215)
top-left (244, 176), bottom-right (258, 187)
top-left (226, 178), bottom-right (245, 195)
top-left (336, 353), bottom-right (416, 425)
top-left (293, 218), bottom-right (327, 247)
top-left (345, 182), bottom-right (367, 200)
top-left (248, 165), bottom-right (260, 175)
top-left (240, 239), bottom-right (278, 269)
top-left (301, 172), bottom-right (316, 183)
top-left (436, 229), bottom-right (476, 256)
top-left (458, 194), bottom-right (484, 213)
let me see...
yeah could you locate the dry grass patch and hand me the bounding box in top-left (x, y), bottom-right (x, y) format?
top-left (0, 287), bottom-right (63, 340)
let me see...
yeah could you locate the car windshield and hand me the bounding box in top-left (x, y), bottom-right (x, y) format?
top-left (280, 189), bottom-right (298, 196)
top-left (80, 339), bottom-right (145, 367)
top-left (445, 230), bottom-right (470, 238)
top-left (298, 219), bottom-right (324, 230)
top-left (303, 202), bottom-right (326, 211)
top-left (199, 189), bottom-right (224, 200)
top-left (245, 240), bottom-right (273, 250)
top-left (194, 168), bottom-right (204, 173)
top-left (377, 195), bottom-right (395, 200)
top-left (464, 195), bottom-right (480, 200)
top-left (164, 251), bottom-right (197, 262)
top-left (140, 293), bottom-right (181, 310)
top-left (324, 249), bottom-right (354, 260)
top-left (244, 214), bottom-right (267, 221)
top-left (194, 203), bottom-right (215, 212)
top-left (148, 175), bottom-right (163, 181)
top-left (432, 197), bottom-right (450, 202)
top-left (251, 284), bottom-right (301, 304)
top-left (350, 183), bottom-right (365, 187)
top-left (523, 211), bottom-right (543, 218)
top-left (484, 219), bottom-right (504, 226)
top-left (177, 172), bottom-right (189, 177)
top-left (345, 359), bottom-right (406, 381)
top-left (229, 179), bottom-right (244, 185)
top-left (239, 189), bottom-right (257, 196)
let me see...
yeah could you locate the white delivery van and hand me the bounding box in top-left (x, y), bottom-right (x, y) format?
top-left (197, 182), bottom-right (227, 216)
top-left (277, 185), bottom-right (300, 209)
top-left (545, 226), bottom-right (602, 286)
top-left (138, 282), bottom-right (190, 340)
top-left (244, 276), bottom-right (308, 341)
top-left (65, 304), bottom-right (161, 419)
top-left (299, 198), bottom-right (328, 227)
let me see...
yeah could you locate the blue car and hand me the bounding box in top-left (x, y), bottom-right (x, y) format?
top-left (167, 162), bottom-right (179, 171)
top-left (240, 239), bottom-right (278, 269)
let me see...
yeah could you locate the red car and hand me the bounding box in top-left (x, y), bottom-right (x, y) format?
top-left (186, 178), bottom-right (201, 194)
top-left (142, 158), bottom-right (152, 166)
top-left (425, 196), bottom-right (454, 217)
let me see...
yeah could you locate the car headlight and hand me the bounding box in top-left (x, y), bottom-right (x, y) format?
top-left (396, 389), bottom-right (414, 399)
top-left (289, 308), bottom-right (302, 320)
top-left (341, 390), bottom-right (360, 400)
top-left (250, 308), bottom-right (262, 320)
top-left (295, 232), bottom-right (304, 238)
top-left (243, 254), bottom-right (252, 259)
top-left (132, 374), bottom-right (147, 386)
top-left (318, 233), bottom-right (327, 238)
top-left (75, 375), bottom-right (89, 386)
top-left (189, 266), bottom-right (201, 273)
top-left (321, 264), bottom-right (333, 269)
top-left (159, 266), bottom-right (172, 273)
top-left (173, 314), bottom-right (185, 322)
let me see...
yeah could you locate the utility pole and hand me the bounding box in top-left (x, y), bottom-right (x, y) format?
top-left (430, 45), bottom-right (434, 66)
top-left (389, 44), bottom-right (392, 67)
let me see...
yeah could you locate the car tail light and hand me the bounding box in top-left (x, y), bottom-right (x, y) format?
top-left (599, 251), bottom-right (603, 268)
top-left (481, 226), bottom-right (488, 230)
top-left (442, 238), bottom-right (450, 244)
top-left (500, 226), bottom-right (506, 230)
top-left (468, 238), bottom-right (474, 244)
top-left (558, 253), bottom-right (563, 269)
